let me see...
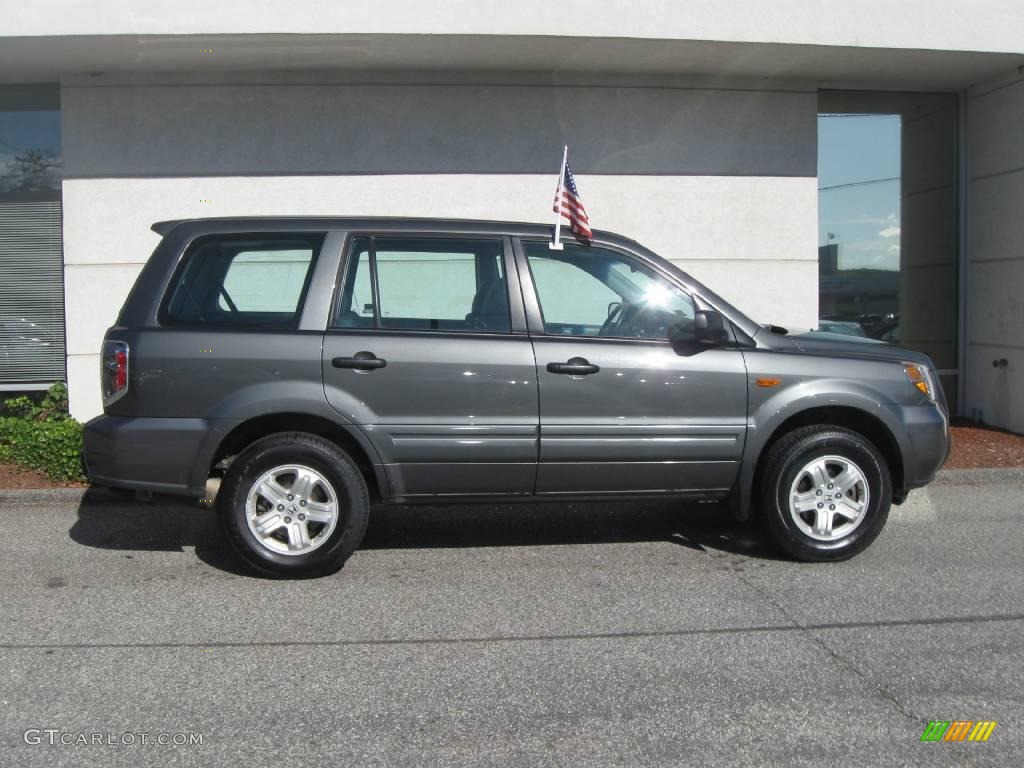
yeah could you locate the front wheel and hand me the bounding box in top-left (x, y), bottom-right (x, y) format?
top-left (759, 425), bottom-right (892, 561)
top-left (218, 432), bottom-right (369, 577)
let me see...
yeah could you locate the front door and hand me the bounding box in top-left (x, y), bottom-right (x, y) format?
top-left (517, 240), bottom-right (748, 495)
top-left (322, 234), bottom-right (538, 497)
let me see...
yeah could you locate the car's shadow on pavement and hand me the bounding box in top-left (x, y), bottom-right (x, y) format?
top-left (69, 488), bottom-right (784, 578)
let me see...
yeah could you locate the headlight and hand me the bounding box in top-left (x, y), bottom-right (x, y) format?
top-left (903, 363), bottom-right (935, 400)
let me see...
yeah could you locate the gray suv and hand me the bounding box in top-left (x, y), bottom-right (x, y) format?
top-left (83, 218), bottom-right (950, 576)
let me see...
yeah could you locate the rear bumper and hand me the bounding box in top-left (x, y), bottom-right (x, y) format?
top-left (83, 415), bottom-right (240, 497)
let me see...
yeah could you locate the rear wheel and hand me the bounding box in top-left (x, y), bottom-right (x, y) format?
top-left (218, 432), bottom-right (369, 577)
top-left (759, 425), bottom-right (891, 561)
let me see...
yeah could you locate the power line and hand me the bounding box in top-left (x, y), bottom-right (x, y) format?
top-left (819, 176), bottom-right (900, 192)
top-left (818, 113), bottom-right (901, 119)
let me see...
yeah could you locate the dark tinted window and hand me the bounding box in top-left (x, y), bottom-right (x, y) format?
top-left (162, 234), bottom-right (323, 328)
top-left (335, 237), bottom-right (510, 333)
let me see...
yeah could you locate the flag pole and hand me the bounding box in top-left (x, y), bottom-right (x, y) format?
top-left (550, 144), bottom-right (568, 250)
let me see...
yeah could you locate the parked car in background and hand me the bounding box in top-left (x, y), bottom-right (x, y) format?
top-left (818, 320), bottom-right (866, 338)
top-left (859, 313), bottom-right (900, 340)
top-left (857, 313), bottom-right (887, 337)
top-left (877, 321), bottom-right (900, 344)
top-left (83, 218), bottom-right (950, 576)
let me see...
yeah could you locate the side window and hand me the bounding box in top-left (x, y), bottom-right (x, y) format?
top-left (524, 241), bottom-right (695, 341)
top-left (335, 237), bottom-right (510, 333)
top-left (218, 249), bottom-right (315, 312)
top-left (163, 234), bottom-right (322, 328)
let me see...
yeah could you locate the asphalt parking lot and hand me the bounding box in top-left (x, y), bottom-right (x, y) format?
top-left (2, 471), bottom-right (1021, 767)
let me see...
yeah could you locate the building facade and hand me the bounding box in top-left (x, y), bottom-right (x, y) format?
top-left (1, 1), bottom-right (1022, 431)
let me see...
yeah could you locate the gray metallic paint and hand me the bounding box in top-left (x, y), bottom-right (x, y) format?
top-left (82, 415), bottom-right (239, 495)
top-left (528, 337), bottom-right (748, 493)
top-left (322, 332), bottom-right (539, 496)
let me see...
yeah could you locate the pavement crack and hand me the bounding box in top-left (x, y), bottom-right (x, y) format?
top-left (707, 550), bottom-right (928, 726)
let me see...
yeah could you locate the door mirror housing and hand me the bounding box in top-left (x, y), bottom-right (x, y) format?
top-left (693, 310), bottom-right (728, 347)
top-left (668, 309), bottom-right (728, 355)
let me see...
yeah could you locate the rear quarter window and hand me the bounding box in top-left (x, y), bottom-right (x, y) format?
top-left (161, 233), bottom-right (324, 328)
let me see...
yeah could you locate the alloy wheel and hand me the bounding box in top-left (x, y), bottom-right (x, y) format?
top-left (244, 464), bottom-right (339, 555)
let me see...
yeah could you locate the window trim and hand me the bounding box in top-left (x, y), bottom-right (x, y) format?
top-left (515, 238), bottom-right (698, 344)
top-left (157, 232), bottom-right (325, 330)
top-left (328, 232), bottom-right (525, 336)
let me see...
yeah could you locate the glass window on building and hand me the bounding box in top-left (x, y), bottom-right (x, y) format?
top-left (818, 91), bottom-right (959, 405)
top-left (0, 85), bottom-right (65, 388)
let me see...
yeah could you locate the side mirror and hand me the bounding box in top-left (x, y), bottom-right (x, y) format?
top-left (693, 310), bottom-right (728, 347)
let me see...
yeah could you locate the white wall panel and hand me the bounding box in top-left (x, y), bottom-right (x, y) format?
top-left (63, 263), bottom-right (144, 358)
top-left (8, 1), bottom-right (1024, 54)
top-left (65, 353), bottom-right (101, 422)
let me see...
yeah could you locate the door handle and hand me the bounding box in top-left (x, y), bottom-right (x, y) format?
top-left (547, 357), bottom-right (600, 375)
top-left (332, 351), bottom-right (387, 370)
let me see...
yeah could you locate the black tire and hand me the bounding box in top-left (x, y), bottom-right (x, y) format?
top-left (758, 425), bottom-right (891, 562)
top-left (218, 432), bottom-right (369, 577)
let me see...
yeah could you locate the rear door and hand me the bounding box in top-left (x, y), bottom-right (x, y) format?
top-left (516, 239), bottom-right (748, 496)
top-left (322, 234), bottom-right (538, 498)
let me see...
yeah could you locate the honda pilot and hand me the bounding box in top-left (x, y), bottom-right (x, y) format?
top-left (83, 218), bottom-right (950, 576)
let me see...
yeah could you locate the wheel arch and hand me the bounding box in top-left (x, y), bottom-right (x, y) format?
top-left (736, 404), bottom-right (905, 521)
top-left (203, 412), bottom-right (387, 500)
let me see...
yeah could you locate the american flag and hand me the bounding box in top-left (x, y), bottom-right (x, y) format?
top-left (552, 162), bottom-right (593, 241)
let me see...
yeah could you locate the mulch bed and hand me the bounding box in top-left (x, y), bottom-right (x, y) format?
top-left (0, 462), bottom-right (88, 490)
top-left (2, 422), bottom-right (1022, 489)
top-left (946, 421), bottom-right (1024, 469)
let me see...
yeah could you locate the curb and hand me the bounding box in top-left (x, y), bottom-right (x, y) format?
top-left (7, 487), bottom-right (127, 505)
top-left (9, 487), bottom-right (200, 506)
top-left (931, 467), bottom-right (1024, 486)
top-left (6, 466), bottom-right (1024, 505)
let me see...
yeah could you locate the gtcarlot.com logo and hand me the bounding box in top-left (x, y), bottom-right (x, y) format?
top-left (24, 729), bottom-right (203, 747)
top-left (920, 720), bottom-right (997, 742)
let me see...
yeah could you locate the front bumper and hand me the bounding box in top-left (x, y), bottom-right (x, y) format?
top-left (83, 415), bottom-right (239, 497)
top-left (890, 401), bottom-right (950, 492)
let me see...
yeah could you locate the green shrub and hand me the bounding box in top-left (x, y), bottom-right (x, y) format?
top-left (0, 382), bottom-right (85, 482)
top-left (1, 394), bottom-right (37, 418)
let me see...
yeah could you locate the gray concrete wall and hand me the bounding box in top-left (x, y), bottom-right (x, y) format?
top-left (62, 82), bottom-right (814, 177)
top-left (900, 97), bottom-right (958, 384)
top-left (965, 70), bottom-right (1024, 433)
top-left (60, 77), bottom-right (819, 419)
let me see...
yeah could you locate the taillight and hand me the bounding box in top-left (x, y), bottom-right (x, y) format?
top-left (101, 339), bottom-right (129, 406)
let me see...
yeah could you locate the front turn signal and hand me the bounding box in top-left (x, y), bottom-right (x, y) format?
top-left (903, 364), bottom-right (934, 400)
